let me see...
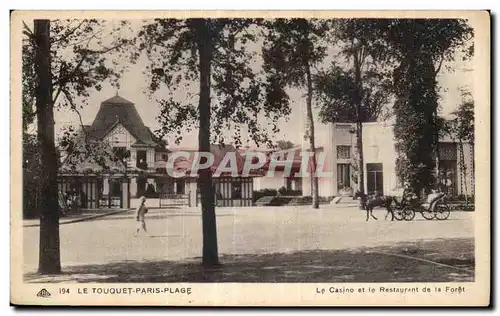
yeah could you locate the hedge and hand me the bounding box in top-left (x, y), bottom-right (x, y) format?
top-left (255, 195), bottom-right (335, 206)
top-left (255, 196), bottom-right (292, 206)
top-left (252, 189), bottom-right (278, 203)
top-left (288, 196), bottom-right (334, 206)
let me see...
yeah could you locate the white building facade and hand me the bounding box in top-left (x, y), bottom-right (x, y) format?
top-left (302, 122), bottom-right (474, 198)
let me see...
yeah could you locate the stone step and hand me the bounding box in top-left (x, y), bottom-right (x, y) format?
top-left (337, 200), bottom-right (357, 204)
top-left (330, 196), bottom-right (359, 208)
top-left (336, 196), bottom-right (357, 203)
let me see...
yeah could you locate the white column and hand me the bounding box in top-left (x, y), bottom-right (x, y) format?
top-left (122, 181), bottom-right (130, 208)
top-left (147, 148), bottom-right (155, 168)
top-left (103, 176), bottom-right (109, 195)
top-left (188, 180), bottom-right (197, 207)
top-left (253, 178), bottom-right (260, 191)
top-left (332, 124), bottom-right (339, 196)
top-left (130, 177), bottom-right (137, 198)
top-left (130, 148), bottom-right (137, 168)
top-left (302, 176), bottom-right (311, 196)
top-left (467, 142), bottom-right (474, 196)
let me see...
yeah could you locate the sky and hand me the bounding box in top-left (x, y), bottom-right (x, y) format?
top-left (49, 19), bottom-right (475, 150)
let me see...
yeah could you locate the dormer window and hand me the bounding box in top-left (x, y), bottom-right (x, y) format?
top-left (137, 150), bottom-right (147, 169)
top-left (112, 147), bottom-right (130, 163)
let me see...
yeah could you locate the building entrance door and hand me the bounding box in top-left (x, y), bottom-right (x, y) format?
top-left (367, 163), bottom-right (383, 195)
top-left (439, 160), bottom-right (458, 196)
top-left (337, 163), bottom-right (351, 191)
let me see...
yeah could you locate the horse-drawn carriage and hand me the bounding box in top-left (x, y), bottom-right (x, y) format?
top-left (392, 191), bottom-right (451, 221)
top-left (354, 189), bottom-right (451, 221)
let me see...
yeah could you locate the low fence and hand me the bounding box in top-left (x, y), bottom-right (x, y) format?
top-left (196, 177), bottom-right (254, 207)
top-left (159, 193), bottom-right (191, 207)
top-left (58, 176), bottom-right (131, 209)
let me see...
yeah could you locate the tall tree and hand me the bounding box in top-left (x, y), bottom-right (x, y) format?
top-left (23, 19), bottom-right (134, 274)
top-left (138, 18), bottom-right (291, 266)
top-left (374, 19), bottom-right (473, 197)
top-left (33, 20), bottom-right (60, 273)
top-left (315, 19), bottom-right (391, 205)
top-left (262, 18), bottom-right (331, 209)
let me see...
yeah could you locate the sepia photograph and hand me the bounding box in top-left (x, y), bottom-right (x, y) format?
top-left (10, 10), bottom-right (490, 306)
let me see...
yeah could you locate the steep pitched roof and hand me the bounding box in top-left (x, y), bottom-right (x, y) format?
top-left (101, 95), bottom-right (134, 105)
top-left (86, 95), bottom-right (156, 145)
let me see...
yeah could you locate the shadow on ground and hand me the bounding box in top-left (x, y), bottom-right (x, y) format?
top-left (25, 238), bottom-right (474, 284)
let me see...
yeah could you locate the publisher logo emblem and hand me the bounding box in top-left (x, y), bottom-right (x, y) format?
top-left (36, 288), bottom-right (51, 298)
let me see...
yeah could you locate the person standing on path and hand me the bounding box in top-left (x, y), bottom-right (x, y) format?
top-left (133, 196), bottom-right (148, 237)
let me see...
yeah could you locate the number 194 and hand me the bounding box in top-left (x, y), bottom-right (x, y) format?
top-left (59, 288), bottom-right (70, 294)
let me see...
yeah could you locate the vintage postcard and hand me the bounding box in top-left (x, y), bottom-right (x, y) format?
top-left (10, 10), bottom-right (490, 306)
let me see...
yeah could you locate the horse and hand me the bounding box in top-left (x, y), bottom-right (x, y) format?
top-left (352, 191), bottom-right (395, 221)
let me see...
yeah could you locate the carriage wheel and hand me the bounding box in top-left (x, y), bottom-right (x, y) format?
top-left (421, 208), bottom-right (436, 220)
top-left (435, 204), bottom-right (451, 220)
top-left (402, 206), bottom-right (415, 221)
top-left (393, 208), bottom-right (405, 221)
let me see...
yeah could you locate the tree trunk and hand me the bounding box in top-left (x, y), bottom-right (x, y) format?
top-left (459, 140), bottom-right (468, 206)
top-left (435, 145), bottom-right (441, 190)
top-left (432, 57), bottom-right (441, 192)
top-left (195, 20), bottom-right (219, 267)
top-left (353, 46), bottom-right (366, 209)
top-left (471, 142), bottom-right (475, 197)
top-left (435, 109), bottom-right (441, 191)
top-left (356, 123), bottom-right (365, 203)
top-left (35, 20), bottom-right (61, 274)
top-left (305, 63), bottom-right (319, 209)
top-left (449, 136), bottom-right (458, 198)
